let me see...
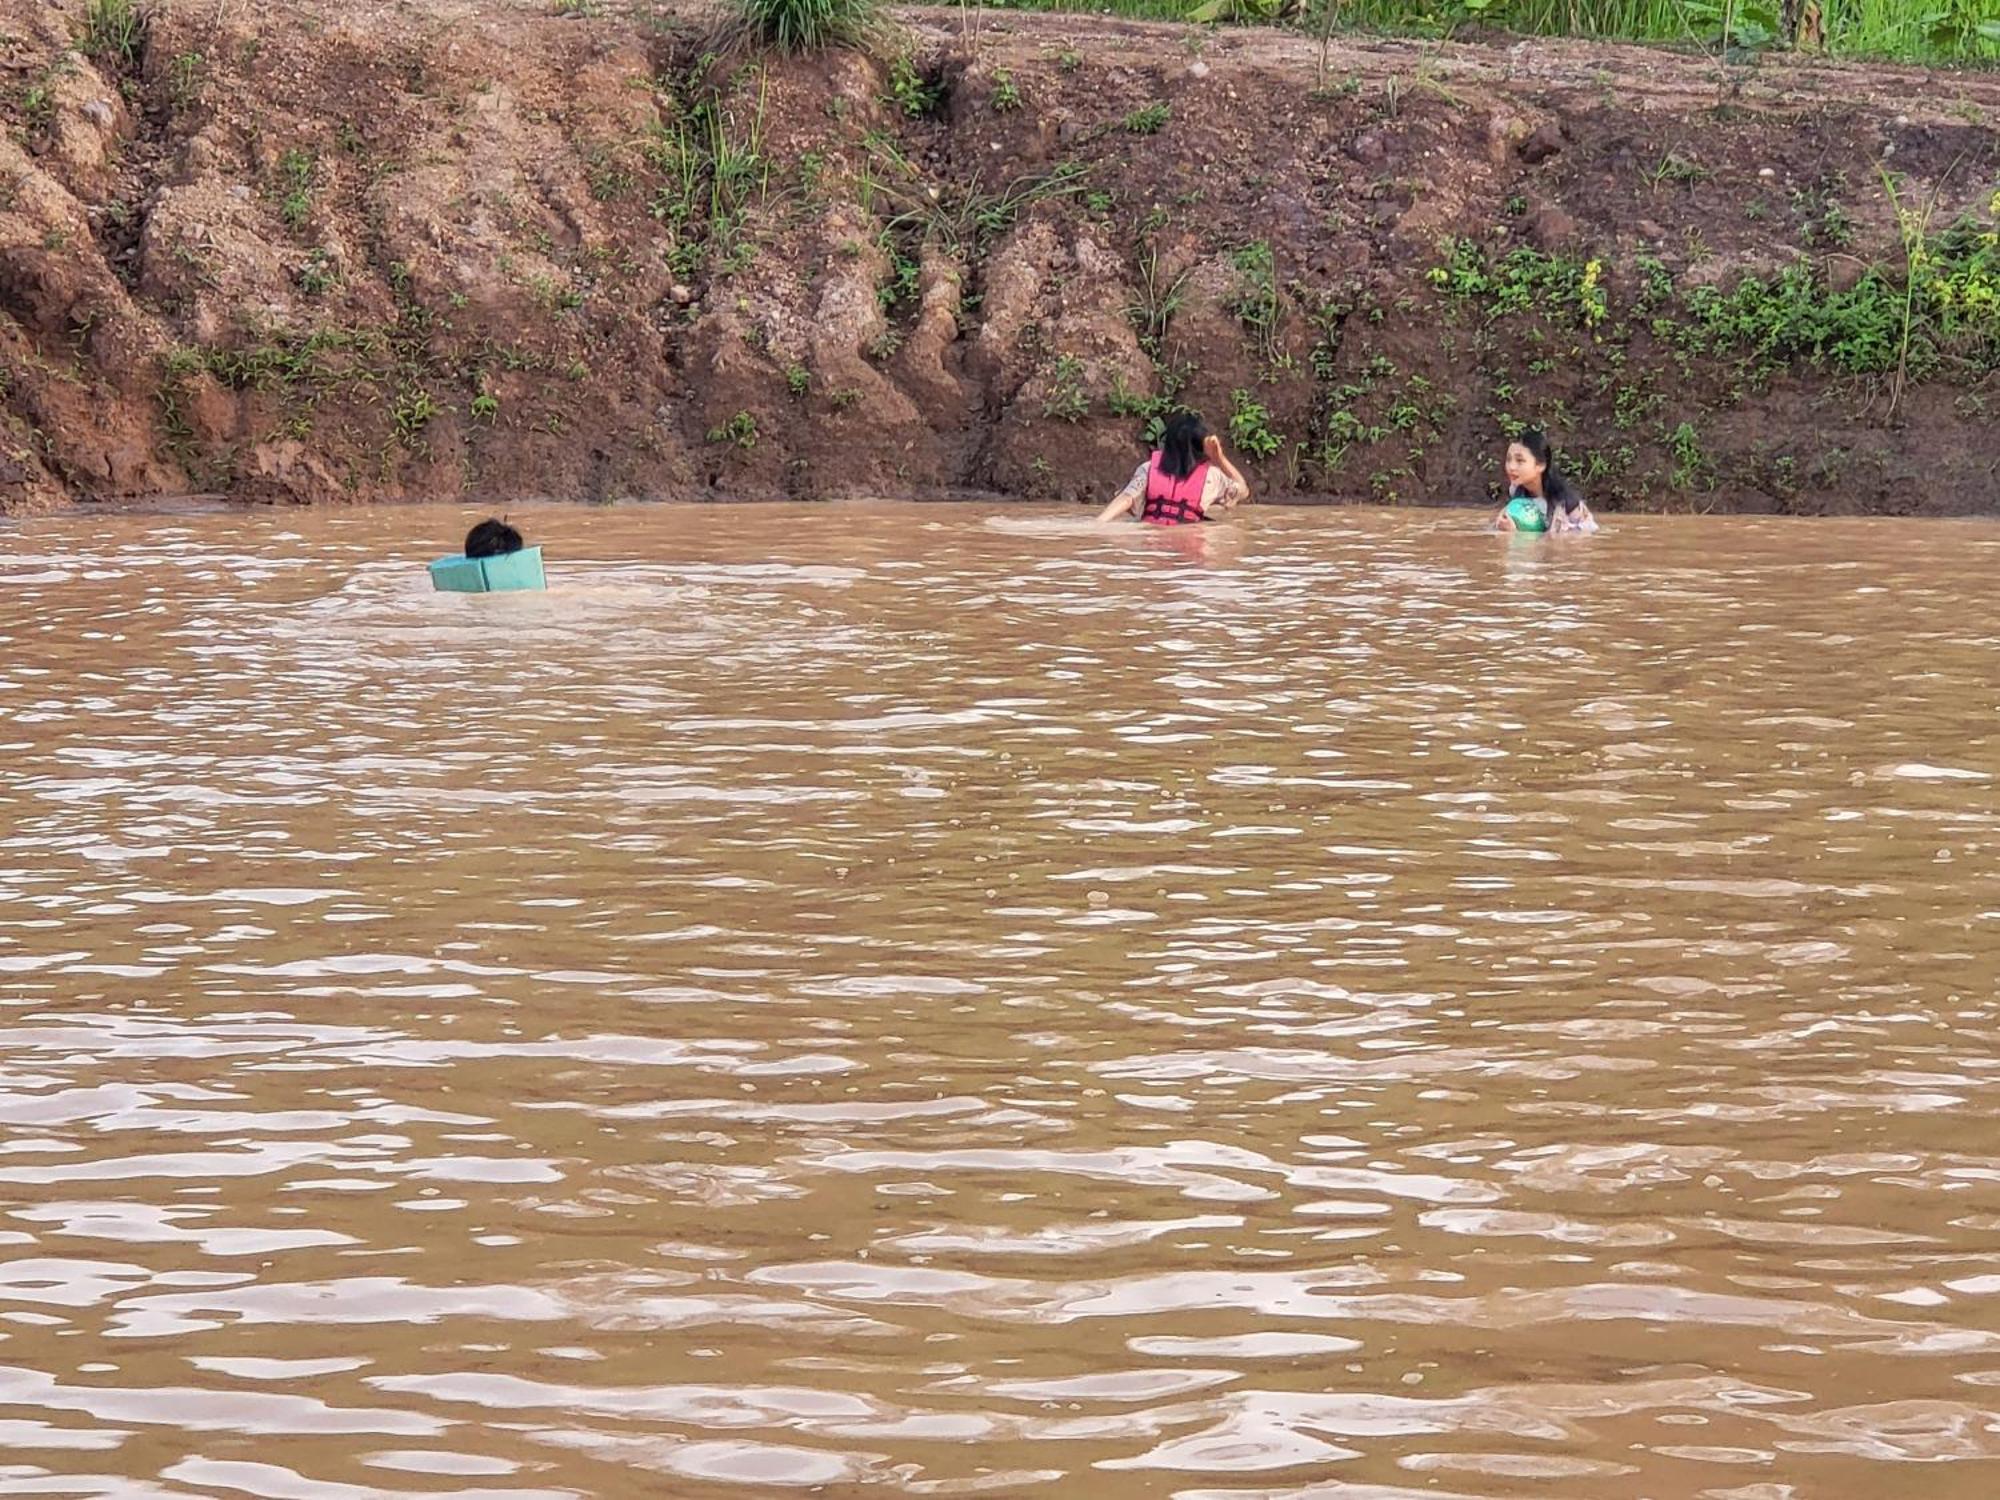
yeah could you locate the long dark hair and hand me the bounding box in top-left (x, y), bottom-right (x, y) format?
top-left (1157, 411), bottom-right (1210, 482)
top-left (1514, 429), bottom-right (1582, 514)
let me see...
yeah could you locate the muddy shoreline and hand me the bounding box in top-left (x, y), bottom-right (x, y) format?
top-left (2, 0), bottom-right (1995, 516)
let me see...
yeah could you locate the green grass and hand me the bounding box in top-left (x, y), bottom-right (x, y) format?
top-left (81, 0), bottom-right (146, 69)
top-left (730, 0), bottom-right (881, 53)
top-left (968, 0), bottom-right (1995, 65)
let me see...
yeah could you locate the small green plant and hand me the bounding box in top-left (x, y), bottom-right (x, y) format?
top-left (1057, 49), bottom-right (1081, 71)
top-left (708, 410), bottom-right (759, 448)
top-left (470, 392), bottom-right (500, 423)
top-left (1229, 388), bottom-right (1282, 458)
top-left (866, 328), bottom-right (903, 361)
top-left (1042, 354), bottom-right (1089, 422)
top-left (554, 0), bottom-right (603, 13)
top-left (1230, 239), bottom-right (1279, 356)
top-left (81, 0), bottom-right (145, 70)
top-left (394, 386), bottom-right (441, 440)
top-left (885, 55), bottom-right (939, 117)
top-left (1667, 420), bottom-right (1711, 491)
top-left (584, 143), bottom-right (635, 202)
top-left (296, 248), bottom-right (339, 297)
top-left (169, 51), bottom-right (205, 108)
top-left (829, 386), bottom-right (861, 409)
top-left (784, 363), bottom-right (810, 396)
top-left (1122, 102), bottom-right (1170, 135)
top-left (990, 69), bottom-right (1021, 112)
top-left (1647, 151), bottom-right (1710, 191)
top-left (277, 149), bottom-right (316, 232)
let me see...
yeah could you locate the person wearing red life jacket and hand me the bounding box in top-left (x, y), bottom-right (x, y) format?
top-left (1095, 411), bottom-right (1251, 526)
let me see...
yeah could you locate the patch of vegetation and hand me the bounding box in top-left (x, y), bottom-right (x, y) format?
top-left (1229, 239), bottom-right (1279, 358)
top-left (81, 0), bottom-right (145, 70)
top-left (1229, 387), bottom-right (1282, 458)
top-left (729, 0), bottom-right (881, 53)
top-left (1430, 239), bottom-right (1608, 329)
top-left (1122, 102), bottom-right (1171, 135)
top-left (885, 55), bottom-right (941, 117)
top-left (645, 72), bottom-right (770, 278)
top-left (990, 69), bottom-right (1021, 111)
top-left (1042, 354), bottom-right (1089, 422)
top-left (169, 50), bottom-right (205, 109)
top-left (784, 363), bottom-right (811, 396)
top-left (296, 248), bottom-right (340, 297)
top-left (707, 410), bottom-right (759, 448)
top-left (276, 149), bottom-right (317, 232)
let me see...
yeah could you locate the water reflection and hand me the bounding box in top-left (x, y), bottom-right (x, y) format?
top-left (0, 503), bottom-right (1997, 1497)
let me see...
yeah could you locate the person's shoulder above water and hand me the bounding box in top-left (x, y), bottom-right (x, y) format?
top-left (465, 516), bottom-right (524, 558)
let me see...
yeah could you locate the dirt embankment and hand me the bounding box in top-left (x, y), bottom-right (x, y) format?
top-left (1, 0), bottom-right (1996, 516)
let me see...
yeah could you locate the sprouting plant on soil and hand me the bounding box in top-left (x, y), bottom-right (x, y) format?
top-left (1647, 151), bottom-right (1710, 191)
top-left (867, 328), bottom-right (904, 362)
top-left (276, 149), bottom-right (316, 231)
top-left (82, 0), bottom-right (145, 70)
top-left (393, 386), bottom-right (442, 440)
top-left (554, 0), bottom-right (604, 15)
top-left (1123, 102), bottom-right (1171, 135)
top-left (1667, 420), bottom-right (1712, 491)
top-left (708, 411), bottom-right (759, 448)
top-left (22, 80), bottom-right (55, 132)
top-left (1056, 48), bottom-right (1081, 71)
top-left (784, 363), bottom-right (810, 396)
top-left (829, 387), bottom-right (861, 409)
top-left (1042, 355), bottom-right (1090, 423)
top-left (1229, 388), bottom-right (1283, 459)
top-left (584, 142), bottom-right (636, 202)
top-left (470, 392), bottom-right (500, 424)
top-left (1230, 240), bottom-right (1280, 357)
top-left (990, 69), bottom-right (1021, 111)
top-left (1127, 242), bottom-right (1191, 356)
top-left (296, 248), bottom-right (339, 297)
top-left (885, 55), bottom-right (940, 118)
top-left (169, 51), bottom-right (204, 108)
top-left (874, 229), bottom-right (922, 312)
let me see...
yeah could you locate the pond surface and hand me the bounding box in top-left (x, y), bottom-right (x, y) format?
top-left (2, 504), bottom-right (1998, 1499)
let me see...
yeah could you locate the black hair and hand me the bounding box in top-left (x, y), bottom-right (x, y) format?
top-left (464, 517), bottom-right (524, 559)
top-left (1512, 429), bottom-right (1583, 514)
top-left (1157, 411), bottom-right (1211, 483)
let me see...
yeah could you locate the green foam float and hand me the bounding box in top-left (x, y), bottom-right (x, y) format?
top-left (429, 546), bottom-right (546, 593)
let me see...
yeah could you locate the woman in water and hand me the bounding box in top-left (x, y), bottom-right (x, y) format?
top-left (1096, 411), bottom-right (1251, 525)
top-left (1493, 429), bottom-right (1595, 533)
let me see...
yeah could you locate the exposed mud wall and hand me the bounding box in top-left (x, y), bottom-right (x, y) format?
top-left (1, 0), bottom-right (1996, 515)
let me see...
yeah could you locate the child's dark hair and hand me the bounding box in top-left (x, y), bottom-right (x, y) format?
top-left (464, 517), bottom-right (523, 559)
top-left (1157, 411), bottom-right (1211, 482)
top-left (1515, 429), bottom-right (1583, 514)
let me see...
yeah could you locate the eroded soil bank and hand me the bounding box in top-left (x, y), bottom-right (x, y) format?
top-left (2, 0), bottom-right (1996, 515)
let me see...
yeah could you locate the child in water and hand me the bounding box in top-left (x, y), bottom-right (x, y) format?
top-left (464, 517), bottom-right (524, 558)
top-left (1493, 430), bottom-right (1596, 533)
top-left (1096, 412), bottom-right (1251, 525)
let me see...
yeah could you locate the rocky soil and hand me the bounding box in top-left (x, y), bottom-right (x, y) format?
top-left (1, 0), bottom-right (1996, 515)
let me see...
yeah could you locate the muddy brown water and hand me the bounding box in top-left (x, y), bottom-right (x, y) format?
top-left (2, 503), bottom-right (1998, 1499)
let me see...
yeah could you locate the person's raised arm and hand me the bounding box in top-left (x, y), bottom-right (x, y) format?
top-left (1204, 434), bottom-right (1251, 509)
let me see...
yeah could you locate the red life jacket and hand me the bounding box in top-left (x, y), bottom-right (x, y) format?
top-left (1141, 454), bottom-right (1209, 526)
